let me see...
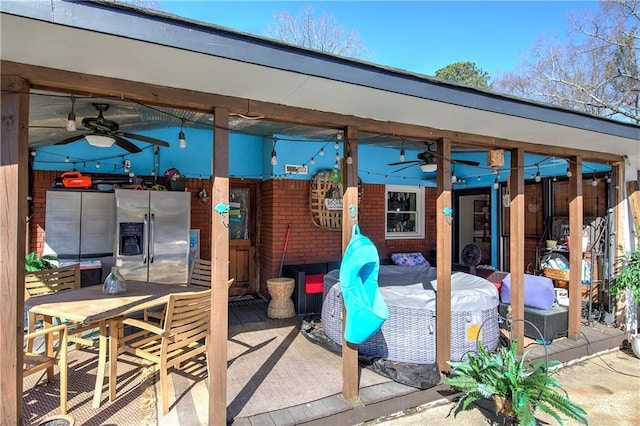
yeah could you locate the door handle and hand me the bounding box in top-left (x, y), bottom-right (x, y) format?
top-left (143, 214), bottom-right (148, 264)
top-left (150, 213), bottom-right (155, 263)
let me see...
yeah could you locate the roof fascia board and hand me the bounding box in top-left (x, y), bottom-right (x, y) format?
top-left (2, 0), bottom-right (638, 142)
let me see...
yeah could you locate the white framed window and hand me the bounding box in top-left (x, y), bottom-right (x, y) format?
top-left (385, 185), bottom-right (425, 239)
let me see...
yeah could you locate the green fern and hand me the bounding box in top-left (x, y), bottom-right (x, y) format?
top-left (444, 341), bottom-right (588, 425)
top-left (25, 251), bottom-right (58, 272)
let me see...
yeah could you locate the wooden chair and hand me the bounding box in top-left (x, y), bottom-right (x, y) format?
top-left (144, 259), bottom-right (232, 324)
top-left (25, 264), bottom-right (97, 351)
top-left (189, 258), bottom-right (212, 288)
top-left (24, 323), bottom-right (69, 415)
top-left (116, 290), bottom-right (212, 414)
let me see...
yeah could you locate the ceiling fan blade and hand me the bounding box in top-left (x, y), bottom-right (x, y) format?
top-left (452, 159), bottom-right (480, 167)
top-left (388, 160), bottom-right (421, 166)
top-left (54, 134), bottom-right (87, 145)
top-left (392, 163), bottom-right (422, 173)
top-left (117, 132), bottom-right (170, 147)
top-left (113, 135), bottom-right (142, 153)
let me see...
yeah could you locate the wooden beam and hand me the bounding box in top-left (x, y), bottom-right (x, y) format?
top-left (509, 147), bottom-right (526, 352)
top-left (209, 107), bottom-right (230, 426)
top-left (614, 163), bottom-right (627, 325)
top-left (341, 127), bottom-right (360, 404)
top-left (1, 61), bottom-right (624, 164)
top-left (1, 75), bottom-right (29, 423)
top-left (567, 156), bottom-right (583, 340)
top-left (435, 138), bottom-right (452, 371)
top-left (626, 181), bottom-right (640, 246)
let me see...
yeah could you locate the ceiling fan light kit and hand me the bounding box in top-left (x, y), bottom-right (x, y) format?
top-left (85, 134), bottom-right (116, 148)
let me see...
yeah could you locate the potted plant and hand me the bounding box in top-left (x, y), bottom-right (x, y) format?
top-left (25, 251), bottom-right (58, 272)
top-left (610, 243), bottom-right (640, 357)
top-left (445, 341), bottom-right (587, 425)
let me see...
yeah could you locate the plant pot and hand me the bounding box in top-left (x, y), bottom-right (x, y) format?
top-left (492, 395), bottom-right (516, 421)
top-left (631, 334), bottom-right (640, 359)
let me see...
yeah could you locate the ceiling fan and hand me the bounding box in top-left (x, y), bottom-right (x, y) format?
top-left (388, 142), bottom-right (480, 172)
top-left (53, 103), bottom-right (170, 153)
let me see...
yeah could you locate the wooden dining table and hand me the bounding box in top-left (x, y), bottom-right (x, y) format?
top-left (24, 280), bottom-right (200, 408)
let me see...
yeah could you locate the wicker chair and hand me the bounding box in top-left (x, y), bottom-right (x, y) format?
top-left (116, 290), bottom-right (212, 414)
top-left (24, 323), bottom-right (69, 414)
top-left (25, 264), bottom-right (97, 352)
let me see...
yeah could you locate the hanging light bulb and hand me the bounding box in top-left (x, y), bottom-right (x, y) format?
top-left (346, 148), bottom-right (353, 165)
top-left (552, 176), bottom-right (557, 182)
top-left (334, 141), bottom-right (339, 150)
top-left (451, 173), bottom-right (457, 184)
top-left (493, 175), bottom-right (500, 190)
top-left (592, 176), bottom-right (598, 187)
top-left (95, 162), bottom-right (101, 169)
top-left (336, 152), bottom-right (340, 161)
top-left (64, 156), bottom-right (70, 163)
top-left (178, 118), bottom-right (187, 149)
top-left (319, 147), bottom-right (324, 156)
top-left (334, 160), bottom-right (339, 169)
top-left (606, 173), bottom-right (611, 183)
top-left (270, 138), bottom-right (277, 166)
top-left (336, 131), bottom-right (343, 140)
top-left (399, 140), bottom-right (405, 162)
top-left (30, 150), bottom-right (36, 157)
top-left (66, 95), bottom-right (77, 131)
top-left (566, 167), bottom-right (572, 178)
top-left (534, 165), bottom-right (541, 182)
top-left (310, 157), bottom-right (315, 165)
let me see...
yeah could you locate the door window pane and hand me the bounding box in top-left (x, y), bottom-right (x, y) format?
top-left (229, 189), bottom-right (249, 240)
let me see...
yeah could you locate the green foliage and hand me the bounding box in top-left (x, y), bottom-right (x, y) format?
top-left (25, 252), bottom-right (58, 272)
top-left (611, 244), bottom-right (640, 302)
top-left (445, 341), bottom-right (587, 426)
top-left (434, 61), bottom-right (491, 89)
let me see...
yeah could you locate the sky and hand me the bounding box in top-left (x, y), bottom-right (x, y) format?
top-left (156, 0), bottom-right (601, 79)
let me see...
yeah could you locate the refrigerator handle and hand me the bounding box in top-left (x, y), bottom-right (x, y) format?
top-left (143, 214), bottom-right (149, 264)
top-left (150, 213), bottom-right (155, 263)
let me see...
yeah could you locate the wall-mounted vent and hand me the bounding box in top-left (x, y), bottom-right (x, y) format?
top-left (285, 164), bottom-right (308, 175)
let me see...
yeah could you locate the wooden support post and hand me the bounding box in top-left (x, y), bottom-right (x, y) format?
top-left (567, 156), bottom-right (583, 340)
top-left (435, 138), bottom-right (452, 371)
top-left (341, 127), bottom-right (360, 403)
top-left (614, 163), bottom-right (627, 325)
top-left (626, 180), bottom-right (640, 246)
top-left (509, 148), bottom-right (525, 352)
top-left (209, 107), bottom-right (230, 426)
top-left (1, 75), bottom-right (29, 424)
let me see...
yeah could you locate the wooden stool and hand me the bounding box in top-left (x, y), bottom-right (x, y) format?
top-left (267, 278), bottom-right (295, 319)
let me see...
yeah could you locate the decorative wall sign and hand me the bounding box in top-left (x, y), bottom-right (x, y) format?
top-left (309, 170), bottom-right (362, 230)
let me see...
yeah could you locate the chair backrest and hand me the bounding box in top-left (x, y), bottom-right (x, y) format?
top-left (25, 264), bottom-right (81, 299)
top-left (163, 290), bottom-right (212, 351)
top-left (188, 258), bottom-right (212, 288)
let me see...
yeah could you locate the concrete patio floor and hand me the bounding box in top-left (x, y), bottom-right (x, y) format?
top-left (367, 345), bottom-right (640, 426)
top-left (22, 299), bottom-right (628, 425)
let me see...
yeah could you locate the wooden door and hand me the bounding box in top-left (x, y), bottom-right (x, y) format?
top-left (228, 184), bottom-right (258, 296)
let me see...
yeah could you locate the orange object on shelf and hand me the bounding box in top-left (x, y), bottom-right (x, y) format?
top-left (60, 171), bottom-right (92, 188)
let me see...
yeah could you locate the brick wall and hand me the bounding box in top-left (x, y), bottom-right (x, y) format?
top-left (29, 170), bottom-right (212, 259)
top-left (258, 180), bottom-right (438, 290)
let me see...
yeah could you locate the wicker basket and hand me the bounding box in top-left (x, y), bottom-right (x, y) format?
top-left (543, 268), bottom-right (570, 281)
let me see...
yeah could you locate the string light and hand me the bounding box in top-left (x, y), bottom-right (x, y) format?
top-left (178, 118), bottom-right (187, 149)
top-left (399, 139), bottom-right (405, 162)
top-left (534, 165), bottom-right (541, 182)
top-left (66, 95), bottom-right (77, 131)
top-left (493, 174), bottom-right (500, 190)
top-left (592, 176), bottom-right (598, 187)
top-left (270, 138), bottom-right (278, 166)
top-left (310, 157), bottom-right (315, 165)
top-left (64, 156), bottom-right (70, 163)
top-left (566, 167), bottom-right (572, 177)
top-left (319, 148), bottom-right (324, 156)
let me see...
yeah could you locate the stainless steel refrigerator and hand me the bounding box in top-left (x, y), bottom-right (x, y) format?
top-left (114, 189), bottom-right (191, 284)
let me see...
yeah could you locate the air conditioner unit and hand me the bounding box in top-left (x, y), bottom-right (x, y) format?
top-left (285, 164), bottom-right (308, 175)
